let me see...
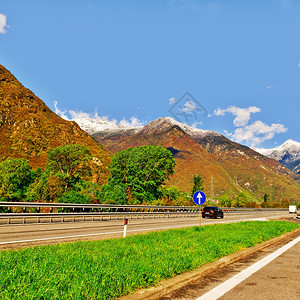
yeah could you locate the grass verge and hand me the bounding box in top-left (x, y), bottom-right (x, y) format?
top-left (0, 221), bottom-right (298, 299)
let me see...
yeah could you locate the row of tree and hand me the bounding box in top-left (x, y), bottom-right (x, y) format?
top-left (2, 143), bottom-right (289, 207)
top-left (1, 144), bottom-right (191, 205)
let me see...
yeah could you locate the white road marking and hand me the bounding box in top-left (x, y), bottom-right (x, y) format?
top-left (0, 217), bottom-right (272, 245)
top-left (197, 236), bottom-right (300, 300)
top-left (0, 224), bottom-right (197, 245)
top-left (0, 218), bottom-right (201, 232)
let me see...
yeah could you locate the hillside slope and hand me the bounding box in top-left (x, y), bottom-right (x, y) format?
top-left (0, 65), bottom-right (110, 184)
top-left (93, 117), bottom-right (300, 203)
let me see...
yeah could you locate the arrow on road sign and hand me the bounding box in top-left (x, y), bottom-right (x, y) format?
top-left (197, 192), bottom-right (202, 203)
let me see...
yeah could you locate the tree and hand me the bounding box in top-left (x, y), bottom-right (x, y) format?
top-left (261, 193), bottom-right (271, 208)
top-left (191, 175), bottom-right (205, 198)
top-left (218, 193), bottom-right (232, 207)
top-left (57, 191), bottom-right (91, 204)
top-left (100, 184), bottom-right (127, 204)
top-left (106, 145), bottom-right (176, 204)
top-left (0, 158), bottom-right (35, 201)
top-left (234, 192), bottom-right (248, 207)
top-left (47, 144), bottom-right (92, 192)
top-left (263, 193), bottom-right (270, 203)
top-left (159, 186), bottom-right (181, 206)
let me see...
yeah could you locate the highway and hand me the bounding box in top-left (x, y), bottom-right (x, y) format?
top-left (0, 210), bottom-right (288, 250)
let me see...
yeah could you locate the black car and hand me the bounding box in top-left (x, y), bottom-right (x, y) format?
top-left (202, 206), bottom-right (224, 219)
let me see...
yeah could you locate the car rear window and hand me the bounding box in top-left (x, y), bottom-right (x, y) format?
top-left (203, 207), bottom-right (215, 211)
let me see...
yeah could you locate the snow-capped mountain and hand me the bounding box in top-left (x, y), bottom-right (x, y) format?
top-left (72, 116), bottom-right (120, 134)
top-left (72, 116), bottom-right (143, 135)
top-left (74, 116), bottom-right (218, 138)
top-left (139, 117), bottom-right (220, 138)
top-left (256, 140), bottom-right (300, 174)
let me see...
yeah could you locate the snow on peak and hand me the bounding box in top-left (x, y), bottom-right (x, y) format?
top-left (255, 139), bottom-right (300, 162)
top-left (281, 139), bottom-right (300, 148)
top-left (54, 100), bottom-right (219, 138)
top-left (72, 114), bottom-right (120, 134)
top-left (54, 101), bottom-right (144, 134)
top-left (148, 117), bottom-right (219, 137)
top-left (73, 115), bottom-right (144, 135)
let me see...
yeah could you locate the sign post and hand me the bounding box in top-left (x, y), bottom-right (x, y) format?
top-left (193, 191), bottom-right (206, 226)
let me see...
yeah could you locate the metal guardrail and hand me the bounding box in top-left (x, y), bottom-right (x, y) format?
top-left (0, 202), bottom-right (287, 225)
top-left (0, 201), bottom-right (198, 211)
top-left (0, 201), bottom-right (288, 211)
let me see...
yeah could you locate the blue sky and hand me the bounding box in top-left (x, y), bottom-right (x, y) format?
top-left (1, 0), bottom-right (299, 148)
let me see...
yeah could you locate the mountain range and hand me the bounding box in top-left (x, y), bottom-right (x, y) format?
top-left (91, 117), bottom-right (300, 202)
top-left (74, 111), bottom-right (300, 176)
top-left (1, 64), bottom-right (299, 203)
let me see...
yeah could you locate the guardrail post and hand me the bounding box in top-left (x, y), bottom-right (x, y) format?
top-left (123, 219), bottom-right (128, 238)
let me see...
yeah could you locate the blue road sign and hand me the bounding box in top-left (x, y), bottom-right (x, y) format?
top-left (193, 191), bottom-right (206, 205)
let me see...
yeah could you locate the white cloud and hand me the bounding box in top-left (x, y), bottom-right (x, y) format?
top-left (69, 110), bottom-right (118, 125)
top-left (54, 101), bottom-right (70, 120)
top-left (180, 100), bottom-right (196, 113)
top-left (54, 101), bottom-right (143, 128)
top-left (69, 110), bottom-right (92, 120)
top-left (223, 130), bottom-right (232, 137)
top-left (232, 121), bottom-right (287, 147)
top-left (119, 117), bottom-right (144, 127)
top-left (215, 105), bottom-right (287, 147)
top-left (169, 97), bottom-right (175, 105)
top-left (266, 85), bottom-right (273, 89)
top-left (298, 62), bottom-right (300, 67)
top-left (0, 13), bottom-right (9, 34)
top-left (191, 121), bottom-right (203, 128)
top-left (214, 105), bottom-right (261, 127)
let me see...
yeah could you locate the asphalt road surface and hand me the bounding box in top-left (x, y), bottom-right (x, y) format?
top-left (0, 210), bottom-right (289, 250)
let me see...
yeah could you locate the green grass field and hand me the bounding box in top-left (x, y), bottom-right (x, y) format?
top-left (0, 221), bottom-right (298, 299)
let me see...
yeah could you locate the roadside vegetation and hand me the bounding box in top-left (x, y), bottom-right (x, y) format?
top-left (0, 221), bottom-right (298, 299)
top-left (0, 144), bottom-right (297, 208)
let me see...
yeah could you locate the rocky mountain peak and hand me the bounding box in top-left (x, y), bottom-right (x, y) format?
top-left (255, 139), bottom-right (300, 174)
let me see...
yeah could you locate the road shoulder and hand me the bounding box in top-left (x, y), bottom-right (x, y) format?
top-left (120, 227), bottom-right (300, 300)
